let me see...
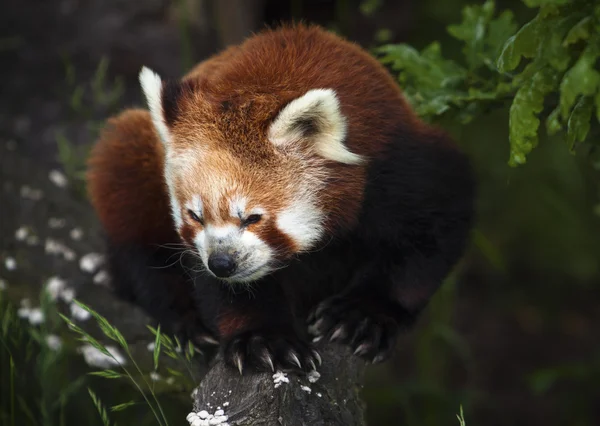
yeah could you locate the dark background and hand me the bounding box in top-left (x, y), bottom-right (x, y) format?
top-left (1, 0), bottom-right (599, 425)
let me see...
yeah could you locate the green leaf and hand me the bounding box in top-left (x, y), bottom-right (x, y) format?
top-left (559, 44), bottom-right (600, 119)
top-left (497, 12), bottom-right (548, 72)
top-left (73, 300), bottom-right (130, 351)
top-left (88, 370), bottom-right (123, 379)
top-left (110, 401), bottom-right (136, 412)
top-left (153, 325), bottom-right (161, 371)
top-left (485, 9), bottom-right (518, 64)
top-left (563, 16), bottom-right (592, 46)
top-left (596, 90), bottom-right (600, 123)
top-left (567, 96), bottom-right (594, 150)
top-left (508, 68), bottom-right (559, 166)
top-left (523, 0), bottom-right (569, 7)
top-left (447, 0), bottom-right (495, 70)
top-left (545, 105), bottom-right (563, 135)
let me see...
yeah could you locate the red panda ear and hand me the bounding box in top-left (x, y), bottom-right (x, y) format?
top-left (139, 66), bottom-right (191, 147)
top-left (268, 89), bottom-right (364, 165)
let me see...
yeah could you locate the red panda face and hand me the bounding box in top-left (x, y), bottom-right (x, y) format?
top-left (168, 146), bottom-right (328, 282)
top-left (138, 64), bottom-right (366, 283)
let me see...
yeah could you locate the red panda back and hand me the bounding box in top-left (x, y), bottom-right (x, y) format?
top-left (86, 109), bottom-right (177, 246)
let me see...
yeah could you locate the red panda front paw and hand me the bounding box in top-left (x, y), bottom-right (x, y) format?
top-left (307, 296), bottom-right (400, 364)
top-left (222, 330), bottom-right (321, 375)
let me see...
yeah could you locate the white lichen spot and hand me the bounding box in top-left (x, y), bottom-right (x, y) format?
top-left (48, 218), bottom-right (67, 229)
top-left (79, 253), bottom-right (104, 273)
top-left (316, 392), bottom-right (322, 398)
top-left (78, 344), bottom-right (126, 368)
top-left (49, 169), bottom-right (68, 188)
top-left (69, 227), bottom-right (83, 240)
top-left (301, 385), bottom-right (312, 394)
top-left (222, 402), bottom-right (229, 407)
top-left (187, 408), bottom-right (229, 426)
top-left (46, 334), bottom-right (63, 351)
top-left (273, 371), bottom-right (289, 389)
top-left (307, 370), bottom-right (321, 383)
top-left (4, 257), bottom-right (16, 271)
top-left (70, 302), bottom-right (91, 321)
top-left (93, 270), bottom-right (110, 286)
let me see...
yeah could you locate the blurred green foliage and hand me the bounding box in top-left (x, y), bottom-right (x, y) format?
top-left (377, 0), bottom-right (600, 167)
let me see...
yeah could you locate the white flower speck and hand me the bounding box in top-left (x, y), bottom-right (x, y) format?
top-left (70, 302), bottom-right (91, 321)
top-left (69, 228), bottom-right (83, 240)
top-left (48, 218), bottom-right (66, 229)
top-left (4, 257), bottom-right (16, 271)
top-left (49, 170), bottom-right (68, 188)
top-left (46, 334), bottom-right (63, 351)
top-left (20, 185), bottom-right (43, 200)
top-left (26, 235), bottom-right (39, 246)
top-left (45, 276), bottom-right (67, 300)
top-left (15, 226), bottom-right (29, 241)
top-left (301, 385), bottom-right (312, 394)
top-left (150, 372), bottom-right (161, 381)
top-left (147, 341), bottom-right (156, 352)
top-left (45, 238), bottom-right (76, 261)
top-left (93, 270), bottom-right (110, 285)
top-left (78, 344), bottom-right (126, 368)
top-left (187, 408), bottom-right (229, 426)
top-left (80, 253), bottom-right (104, 273)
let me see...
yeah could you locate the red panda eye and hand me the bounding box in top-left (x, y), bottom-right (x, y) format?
top-left (188, 209), bottom-right (203, 225)
top-left (242, 214), bottom-right (262, 227)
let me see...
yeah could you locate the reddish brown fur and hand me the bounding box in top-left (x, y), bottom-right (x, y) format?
top-left (87, 109), bottom-right (177, 246)
top-left (164, 24), bottom-right (425, 241)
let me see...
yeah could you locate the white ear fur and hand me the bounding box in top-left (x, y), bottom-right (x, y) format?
top-left (139, 66), bottom-right (171, 145)
top-left (268, 89), bottom-right (364, 165)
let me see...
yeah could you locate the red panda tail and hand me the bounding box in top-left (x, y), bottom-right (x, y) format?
top-left (86, 109), bottom-right (178, 246)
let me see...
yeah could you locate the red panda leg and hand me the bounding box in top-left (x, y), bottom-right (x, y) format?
top-left (206, 279), bottom-right (321, 374)
top-left (87, 109), bottom-right (218, 348)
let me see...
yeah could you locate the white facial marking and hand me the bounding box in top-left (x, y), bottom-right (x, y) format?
top-left (228, 196), bottom-right (247, 219)
top-left (185, 195), bottom-right (203, 219)
top-left (192, 223), bottom-right (274, 283)
top-left (268, 88), bottom-right (363, 165)
top-left (139, 66), bottom-right (171, 145)
top-left (165, 165), bottom-right (182, 228)
top-left (276, 196), bottom-right (325, 251)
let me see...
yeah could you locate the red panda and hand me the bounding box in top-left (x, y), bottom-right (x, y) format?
top-left (87, 24), bottom-right (475, 374)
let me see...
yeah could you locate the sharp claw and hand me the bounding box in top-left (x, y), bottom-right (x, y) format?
top-left (312, 350), bottom-right (322, 366)
top-left (330, 325), bottom-right (345, 342)
top-left (289, 352), bottom-right (302, 369)
top-left (312, 336), bottom-right (322, 343)
top-left (353, 343), bottom-right (370, 356)
top-left (199, 334), bottom-right (219, 345)
top-left (262, 352), bottom-right (275, 372)
top-left (234, 354), bottom-right (244, 374)
top-left (372, 353), bottom-right (386, 364)
top-left (308, 359), bottom-right (317, 372)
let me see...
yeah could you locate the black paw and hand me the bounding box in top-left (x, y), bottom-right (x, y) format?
top-left (222, 330), bottom-right (321, 374)
top-left (307, 296), bottom-right (400, 364)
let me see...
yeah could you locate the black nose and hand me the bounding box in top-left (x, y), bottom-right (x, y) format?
top-left (207, 253), bottom-right (236, 278)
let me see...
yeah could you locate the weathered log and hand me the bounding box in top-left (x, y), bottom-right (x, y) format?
top-left (193, 344), bottom-right (367, 426)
